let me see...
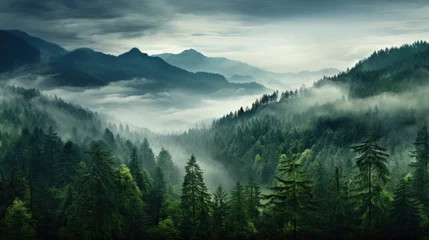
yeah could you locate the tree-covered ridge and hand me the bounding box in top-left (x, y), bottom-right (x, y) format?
top-left (318, 41), bottom-right (429, 98)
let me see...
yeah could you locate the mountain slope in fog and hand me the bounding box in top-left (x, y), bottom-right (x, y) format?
top-left (156, 49), bottom-right (340, 88)
top-left (174, 41), bottom-right (429, 185)
top-left (318, 41), bottom-right (429, 98)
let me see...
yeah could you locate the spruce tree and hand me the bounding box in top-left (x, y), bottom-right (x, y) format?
top-left (246, 176), bottom-right (261, 224)
top-left (157, 147), bottom-right (179, 184)
top-left (213, 185), bottom-right (228, 240)
top-left (60, 141), bottom-right (120, 239)
top-left (180, 155), bottom-right (211, 239)
top-left (328, 167), bottom-right (351, 239)
top-left (264, 154), bottom-right (315, 240)
top-left (351, 136), bottom-right (389, 227)
top-left (42, 126), bottom-right (60, 184)
top-left (128, 146), bottom-right (145, 192)
top-left (409, 125), bottom-right (429, 206)
top-left (390, 176), bottom-right (421, 238)
top-left (148, 166), bottom-right (166, 225)
top-left (117, 164), bottom-right (148, 239)
top-left (228, 181), bottom-right (250, 238)
top-left (56, 141), bottom-right (80, 187)
top-left (140, 138), bottom-right (157, 174)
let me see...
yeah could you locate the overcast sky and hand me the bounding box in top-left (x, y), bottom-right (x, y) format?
top-left (2, 0), bottom-right (429, 72)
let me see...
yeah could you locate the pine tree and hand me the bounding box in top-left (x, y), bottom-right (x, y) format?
top-left (56, 141), bottom-right (80, 187)
top-left (213, 185), bottom-right (228, 240)
top-left (351, 136), bottom-right (389, 227)
top-left (140, 138), bottom-right (157, 174)
top-left (42, 126), bottom-right (60, 184)
top-left (180, 155), bottom-right (211, 239)
top-left (264, 154), bottom-right (315, 240)
top-left (128, 146), bottom-right (145, 192)
top-left (157, 147), bottom-right (178, 184)
top-left (148, 166), bottom-right (166, 226)
top-left (117, 164), bottom-right (148, 239)
top-left (60, 141), bottom-right (120, 239)
top-left (409, 125), bottom-right (429, 206)
top-left (228, 181), bottom-right (250, 238)
top-left (328, 167), bottom-right (351, 239)
top-left (390, 176), bottom-right (421, 238)
top-left (246, 176), bottom-right (261, 224)
top-left (0, 198), bottom-right (36, 240)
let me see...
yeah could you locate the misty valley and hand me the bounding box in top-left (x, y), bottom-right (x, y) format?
top-left (2, 9), bottom-right (429, 240)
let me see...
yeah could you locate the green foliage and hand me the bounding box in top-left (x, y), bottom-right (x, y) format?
top-left (351, 136), bottom-right (389, 228)
top-left (140, 138), bottom-right (157, 175)
top-left (264, 154), bottom-right (316, 240)
top-left (0, 198), bottom-right (36, 240)
top-left (389, 176), bottom-right (421, 238)
top-left (148, 166), bottom-right (167, 226)
top-left (212, 185), bottom-right (228, 239)
top-left (157, 148), bottom-right (179, 184)
top-left (409, 124), bottom-right (429, 206)
top-left (180, 155), bottom-right (212, 239)
top-left (149, 217), bottom-right (180, 240)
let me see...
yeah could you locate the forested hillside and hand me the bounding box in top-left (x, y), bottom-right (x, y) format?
top-left (1, 42), bottom-right (429, 240)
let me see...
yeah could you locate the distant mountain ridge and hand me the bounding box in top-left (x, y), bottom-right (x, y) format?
top-left (0, 30), bottom-right (266, 95)
top-left (155, 49), bottom-right (340, 88)
top-left (6, 29), bottom-right (68, 58)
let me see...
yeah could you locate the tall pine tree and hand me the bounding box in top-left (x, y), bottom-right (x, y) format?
top-left (351, 136), bottom-right (389, 228)
top-left (264, 154), bottom-right (315, 240)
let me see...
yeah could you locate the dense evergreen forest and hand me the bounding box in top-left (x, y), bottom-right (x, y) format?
top-left (2, 42), bottom-right (429, 240)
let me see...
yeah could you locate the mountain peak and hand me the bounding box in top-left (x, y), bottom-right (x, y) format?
top-left (119, 47), bottom-right (148, 58)
top-left (181, 48), bottom-right (205, 57)
top-left (129, 47), bottom-right (142, 54)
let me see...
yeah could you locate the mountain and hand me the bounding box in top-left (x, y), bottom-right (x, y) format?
top-left (45, 47), bottom-right (265, 93)
top-left (229, 74), bottom-right (257, 83)
top-left (0, 30), bottom-right (266, 94)
top-left (174, 41), bottom-right (429, 187)
top-left (0, 30), bottom-right (41, 73)
top-left (155, 49), bottom-right (340, 89)
top-left (318, 41), bottom-right (429, 98)
top-left (6, 29), bottom-right (68, 58)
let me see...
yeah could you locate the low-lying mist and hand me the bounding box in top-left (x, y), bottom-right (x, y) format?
top-left (4, 74), bottom-right (267, 133)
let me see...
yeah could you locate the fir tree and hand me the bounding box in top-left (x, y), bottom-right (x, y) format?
top-left (56, 141), bottom-right (80, 187)
top-left (213, 185), bottom-right (228, 240)
top-left (409, 125), bottom-right (429, 206)
top-left (228, 181), bottom-right (250, 238)
top-left (180, 155), bottom-right (211, 239)
top-left (128, 146), bottom-right (145, 192)
top-left (351, 136), bottom-right (389, 227)
top-left (148, 166), bottom-right (166, 226)
top-left (264, 154), bottom-right (315, 240)
top-left (117, 164), bottom-right (148, 239)
top-left (60, 141), bottom-right (120, 239)
top-left (157, 147), bottom-right (179, 184)
top-left (246, 176), bottom-right (261, 224)
top-left (140, 138), bottom-right (157, 174)
top-left (390, 176), bottom-right (421, 238)
top-left (42, 126), bottom-right (60, 184)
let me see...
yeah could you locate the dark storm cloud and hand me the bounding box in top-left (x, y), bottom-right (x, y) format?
top-left (165, 0), bottom-right (428, 19)
top-left (0, 0), bottom-right (154, 19)
top-left (0, 0), bottom-right (171, 47)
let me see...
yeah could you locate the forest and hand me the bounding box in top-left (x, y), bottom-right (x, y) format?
top-left (2, 41), bottom-right (429, 240)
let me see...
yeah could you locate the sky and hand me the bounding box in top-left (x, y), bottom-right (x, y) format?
top-left (2, 0), bottom-right (429, 72)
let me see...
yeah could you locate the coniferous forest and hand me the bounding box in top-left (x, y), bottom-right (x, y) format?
top-left (2, 16), bottom-right (429, 240)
